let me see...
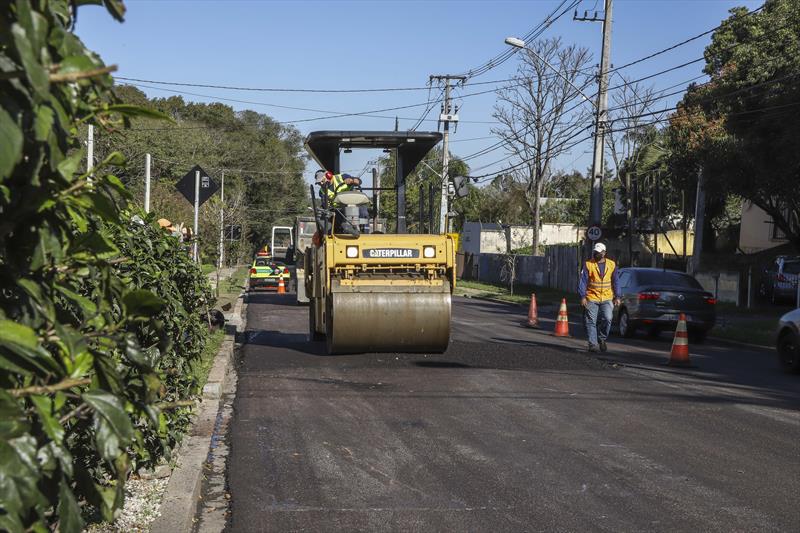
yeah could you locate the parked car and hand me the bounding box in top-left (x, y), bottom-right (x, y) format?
top-left (248, 257), bottom-right (290, 291)
top-left (613, 268), bottom-right (716, 342)
top-left (760, 256), bottom-right (800, 304)
top-left (776, 308), bottom-right (800, 374)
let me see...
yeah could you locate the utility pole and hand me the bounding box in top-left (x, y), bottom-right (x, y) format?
top-left (576, 0), bottom-right (613, 246)
top-left (218, 171), bottom-right (225, 269)
top-left (144, 153), bottom-right (151, 213)
top-left (429, 75), bottom-right (465, 234)
top-left (87, 125), bottom-right (94, 178)
top-left (193, 169), bottom-right (200, 263)
top-left (690, 168), bottom-right (706, 274)
top-left (372, 167), bottom-right (379, 232)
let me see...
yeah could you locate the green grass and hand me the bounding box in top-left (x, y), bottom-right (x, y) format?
top-left (193, 328), bottom-right (225, 391)
top-left (216, 266), bottom-right (249, 310)
top-left (456, 279), bottom-right (578, 310)
top-left (201, 263), bottom-right (216, 275)
top-left (710, 318), bottom-right (776, 347)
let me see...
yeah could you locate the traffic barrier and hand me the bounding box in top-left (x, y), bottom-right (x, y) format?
top-left (668, 313), bottom-right (691, 366)
top-left (526, 293), bottom-right (539, 328)
top-left (277, 275), bottom-right (286, 294)
top-left (554, 298), bottom-right (570, 337)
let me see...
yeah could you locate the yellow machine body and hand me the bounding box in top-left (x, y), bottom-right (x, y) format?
top-left (307, 233), bottom-right (456, 354)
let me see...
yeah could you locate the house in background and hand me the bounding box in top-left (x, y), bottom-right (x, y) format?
top-left (460, 221), bottom-right (584, 255)
top-left (739, 201), bottom-right (792, 254)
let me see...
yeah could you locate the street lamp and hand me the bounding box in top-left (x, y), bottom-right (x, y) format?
top-left (504, 37), bottom-right (596, 108)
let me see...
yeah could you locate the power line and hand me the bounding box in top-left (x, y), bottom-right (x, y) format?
top-left (454, 0), bottom-right (582, 79)
top-left (608, 3), bottom-right (766, 75)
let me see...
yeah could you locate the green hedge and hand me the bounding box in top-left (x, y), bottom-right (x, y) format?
top-left (0, 1), bottom-right (213, 530)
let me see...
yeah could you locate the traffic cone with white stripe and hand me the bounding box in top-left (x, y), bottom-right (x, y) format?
top-left (668, 313), bottom-right (691, 366)
top-left (526, 293), bottom-right (540, 328)
top-left (554, 298), bottom-right (570, 337)
top-left (277, 275), bottom-right (286, 294)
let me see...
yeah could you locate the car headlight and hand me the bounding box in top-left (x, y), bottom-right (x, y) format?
top-left (346, 245), bottom-right (359, 258)
top-left (423, 246), bottom-right (436, 258)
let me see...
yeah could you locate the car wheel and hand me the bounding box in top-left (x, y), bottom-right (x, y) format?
top-left (777, 330), bottom-right (800, 374)
top-left (618, 309), bottom-right (636, 338)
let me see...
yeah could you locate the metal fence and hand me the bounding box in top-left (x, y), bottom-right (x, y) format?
top-left (457, 244), bottom-right (581, 293)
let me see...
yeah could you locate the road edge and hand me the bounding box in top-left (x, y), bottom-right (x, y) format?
top-left (150, 296), bottom-right (245, 533)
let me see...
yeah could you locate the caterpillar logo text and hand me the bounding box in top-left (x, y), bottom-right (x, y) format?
top-left (362, 248), bottom-right (420, 259)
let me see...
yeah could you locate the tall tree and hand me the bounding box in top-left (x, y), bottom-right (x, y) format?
top-left (493, 37), bottom-right (593, 255)
top-left (669, 0), bottom-right (800, 250)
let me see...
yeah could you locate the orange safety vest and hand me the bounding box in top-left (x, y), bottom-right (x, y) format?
top-left (585, 258), bottom-right (616, 302)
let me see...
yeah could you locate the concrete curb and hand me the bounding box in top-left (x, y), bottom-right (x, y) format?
top-left (150, 298), bottom-right (244, 533)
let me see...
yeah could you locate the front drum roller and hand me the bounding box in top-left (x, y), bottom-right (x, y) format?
top-left (325, 288), bottom-right (451, 354)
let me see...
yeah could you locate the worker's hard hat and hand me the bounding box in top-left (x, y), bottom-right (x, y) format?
top-left (593, 242), bottom-right (607, 253)
top-left (314, 170), bottom-right (326, 183)
top-left (325, 171), bottom-right (333, 181)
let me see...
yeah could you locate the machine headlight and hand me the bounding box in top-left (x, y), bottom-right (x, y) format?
top-left (346, 245), bottom-right (359, 258)
top-left (423, 246), bottom-right (436, 258)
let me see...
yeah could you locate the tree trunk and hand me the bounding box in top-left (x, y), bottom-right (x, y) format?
top-left (532, 178), bottom-right (543, 256)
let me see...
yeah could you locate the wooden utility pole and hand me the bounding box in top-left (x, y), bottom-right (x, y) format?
top-left (429, 75), bottom-right (465, 233)
top-left (576, 0), bottom-right (613, 236)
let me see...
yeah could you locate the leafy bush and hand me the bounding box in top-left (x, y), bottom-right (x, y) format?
top-left (0, 1), bottom-right (213, 530)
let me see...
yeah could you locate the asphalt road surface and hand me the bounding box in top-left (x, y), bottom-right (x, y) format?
top-left (227, 291), bottom-right (800, 532)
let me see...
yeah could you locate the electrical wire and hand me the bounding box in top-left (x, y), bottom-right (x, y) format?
top-left (608, 3), bottom-right (766, 75)
top-left (454, 0), bottom-right (582, 79)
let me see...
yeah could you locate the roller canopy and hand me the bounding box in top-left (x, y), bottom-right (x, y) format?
top-left (305, 131), bottom-right (442, 179)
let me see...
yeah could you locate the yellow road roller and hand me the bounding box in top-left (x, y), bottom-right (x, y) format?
top-left (304, 131), bottom-right (456, 354)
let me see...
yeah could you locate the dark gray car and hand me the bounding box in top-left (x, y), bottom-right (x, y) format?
top-left (614, 268), bottom-right (717, 342)
top-left (776, 308), bottom-right (800, 373)
top-left (761, 256), bottom-right (800, 304)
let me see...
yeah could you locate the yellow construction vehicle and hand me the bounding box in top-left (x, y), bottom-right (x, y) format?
top-left (305, 131), bottom-right (456, 354)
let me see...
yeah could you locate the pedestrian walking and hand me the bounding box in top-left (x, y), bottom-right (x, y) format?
top-left (578, 242), bottom-right (621, 353)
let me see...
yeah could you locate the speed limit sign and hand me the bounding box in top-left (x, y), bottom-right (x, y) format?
top-left (587, 226), bottom-right (602, 241)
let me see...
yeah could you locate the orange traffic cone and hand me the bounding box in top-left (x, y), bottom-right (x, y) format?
top-left (668, 313), bottom-right (691, 366)
top-left (526, 293), bottom-right (539, 328)
top-left (554, 298), bottom-right (570, 337)
top-left (277, 275), bottom-right (286, 294)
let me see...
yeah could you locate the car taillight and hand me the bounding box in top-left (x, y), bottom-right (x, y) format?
top-left (249, 268), bottom-right (256, 274)
top-left (704, 296), bottom-right (716, 305)
top-left (638, 292), bottom-right (660, 300)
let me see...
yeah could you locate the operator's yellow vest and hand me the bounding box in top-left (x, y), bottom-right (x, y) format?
top-left (585, 258), bottom-right (616, 302)
top-left (325, 174), bottom-right (349, 201)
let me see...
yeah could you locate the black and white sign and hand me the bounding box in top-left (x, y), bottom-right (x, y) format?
top-left (587, 226), bottom-right (602, 241)
top-left (362, 248), bottom-right (420, 259)
top-left (176, 165), bottom-right (219, 206)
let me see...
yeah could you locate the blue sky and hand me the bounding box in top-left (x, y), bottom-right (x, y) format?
top-left (76, 0), bottom-right (761, 186)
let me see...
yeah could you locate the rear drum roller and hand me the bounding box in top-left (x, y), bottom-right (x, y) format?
top-left (325, 290), bottom-right (451, 354)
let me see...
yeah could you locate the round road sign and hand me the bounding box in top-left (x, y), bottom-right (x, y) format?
top-left (587, 226), bottom-right (602, 241)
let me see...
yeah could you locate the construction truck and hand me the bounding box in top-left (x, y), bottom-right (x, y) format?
top-left (304, 131), bottom-right (456, 354)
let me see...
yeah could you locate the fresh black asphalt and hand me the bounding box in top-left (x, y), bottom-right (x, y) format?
top-left (226, 291), bottom-right (800, 532)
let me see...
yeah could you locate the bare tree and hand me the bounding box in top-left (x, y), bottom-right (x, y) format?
top-left (493, 37), bottom-right (593, 256)
top-left (605, 75), bottom-right (665, 181)
top-left (604, 75), bottom-right (666, 262)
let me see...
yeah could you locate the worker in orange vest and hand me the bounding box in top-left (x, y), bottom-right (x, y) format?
top-left (578, 242), bottom-right (621, 353)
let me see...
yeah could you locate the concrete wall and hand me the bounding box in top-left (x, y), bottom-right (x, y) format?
top-left (694, 271), bottom-right (741, 304)
top-left (461, 222), bottom-right (583, 255)
top-left (739, 201), bottom-right (787, 254)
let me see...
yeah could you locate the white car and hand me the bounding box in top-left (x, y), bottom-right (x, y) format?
top-left (776, 308), bottom-right (800, 373)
